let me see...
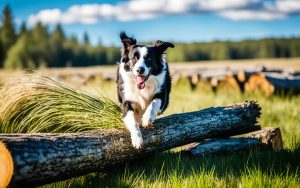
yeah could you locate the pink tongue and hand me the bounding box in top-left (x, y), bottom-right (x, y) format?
top-left (137, 76), bottom-right (145, 89)
top-left (137, 76), bottom-right (144, 83)
top-left (137, 83), bottom-right (145, 89)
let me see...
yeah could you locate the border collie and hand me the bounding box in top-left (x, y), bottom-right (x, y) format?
top-left (117, 32), bottom-right (174, 149)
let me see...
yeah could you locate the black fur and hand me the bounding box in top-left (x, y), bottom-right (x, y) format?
top-left (153, 63), bottom-right (171, 113)
top-left (122, 101), bottom-right (134, 117)
top-left (117, 32), bottom-right (173, 116)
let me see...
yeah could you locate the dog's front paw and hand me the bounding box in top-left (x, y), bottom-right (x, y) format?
top-left (141, 114), bottom-right (154, 128)
top-left (131, 134), bottom-right (143, 149)
top-left (136, 118), bottom-right (142, 126)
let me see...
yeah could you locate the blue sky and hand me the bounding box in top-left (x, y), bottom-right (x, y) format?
top-left (1, 0), bottom-right (300, 46)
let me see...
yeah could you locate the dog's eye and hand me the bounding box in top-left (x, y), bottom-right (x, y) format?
top-left (147, 58), bottom-right (151, 61)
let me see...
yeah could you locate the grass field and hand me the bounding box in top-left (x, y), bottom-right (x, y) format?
top-left (0, 61), bottom-right (300, 188)
top-left (42, 78), bottom-right (299, 188)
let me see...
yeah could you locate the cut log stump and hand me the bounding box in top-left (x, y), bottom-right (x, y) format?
top-left (0, 101), bottom-right (261, 187)
top-left (0, 142), bottom-right (13, 188)
top-left (183, 127), bottom-right (283, 157)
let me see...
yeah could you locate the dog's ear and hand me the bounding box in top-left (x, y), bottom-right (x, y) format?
top-left (120, 32), bottom-right (137, 49)
top-left (153, 40), bottom-right (175, 54)
top-left (120, 32), bottom-right (137, 63)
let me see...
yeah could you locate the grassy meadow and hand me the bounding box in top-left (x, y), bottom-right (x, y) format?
top-left (48, 76), bottom-right (299, 187)
top-left (0, 63), bottom-right (299, 188)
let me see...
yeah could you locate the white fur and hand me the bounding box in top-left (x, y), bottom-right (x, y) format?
top-left (142, 98), bottom-right (162, 127)
top-left (133, 47), bottom-right (150, 76)
top-left (120, 50), bottom-right (167, 148)
top-left (119, 62), bottom-right (166, 111)
top-left (123, 111), bottom-right (143, 149)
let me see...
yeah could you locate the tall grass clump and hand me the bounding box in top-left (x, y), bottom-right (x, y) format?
top-left (0, 74), bottom-right (123, 133)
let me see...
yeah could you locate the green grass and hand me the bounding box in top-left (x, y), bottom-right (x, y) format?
top-left (43, 147), bottom-right (300, 188)
top-left (1, 75), bottom-right (299, 188)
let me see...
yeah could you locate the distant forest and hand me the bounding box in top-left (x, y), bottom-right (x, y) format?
top-left (0, 5), bottom-right (300, 69)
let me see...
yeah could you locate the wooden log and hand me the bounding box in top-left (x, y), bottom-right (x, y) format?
top-left (217, 75), bottom-right (241, 93)
top-left (183, 127), bottom-right (283, 157)
top-left (187, 74), bottom-right (199, 90)
top-left (195, 79), bottom-right (213, 93)
top-left (244, 72), bottom-right (300, 95)
top-left (245, 73), bottom-right (275, 96)
top-left (263, 73), bottom-right (300, 94)
top-left (209, 77), bottom-right (220, 93)
top-left (232, 70), bottom-right (249, 92)
top-left (0, 101), bottom-right (261, 187)
top-left (0, 142), bottom-right (13, 188)
top-left (248, 127), bottom-right (283, 151)
top-left (175, 68), bottom-right (300, 95)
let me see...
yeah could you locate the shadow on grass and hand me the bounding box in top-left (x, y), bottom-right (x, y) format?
top-left (45, 141), bottom-right (300, 188)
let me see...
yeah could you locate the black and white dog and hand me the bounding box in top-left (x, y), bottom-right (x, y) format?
top-left (117, 32), bottom-right (174, 149)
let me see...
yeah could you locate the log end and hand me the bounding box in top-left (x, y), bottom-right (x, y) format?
top-left (240, 100), bottom-right (261, 112)
top-left (183, 127), bottom-right (283, 157)
top-left (229, 100), bottom-right (262, 119)
top-left (249, 127), bottom-right (283, 151)
top-left (244, 73), bottom-right (275, 96)
top-left (0, 141), bottom-right (14, 188)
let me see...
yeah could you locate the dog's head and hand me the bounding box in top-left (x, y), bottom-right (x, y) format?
top-left (120, 32), bottom-right (174, 89)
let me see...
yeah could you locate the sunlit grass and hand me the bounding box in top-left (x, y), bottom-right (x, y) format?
top-left (44, 148), bottom-right (299, 188)
top-left (0, 75), bottom-right (123, 133)
top-left (47, 77), bottom-right (299, 188)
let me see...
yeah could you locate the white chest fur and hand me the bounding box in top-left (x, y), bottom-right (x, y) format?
top-left (119, 63), bottom-right (166, 111)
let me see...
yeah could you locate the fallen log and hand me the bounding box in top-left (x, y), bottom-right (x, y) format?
top-left (188, 74), bottom-right (199, 89)
top-left (217, 75), bottom-right (241, 93)
top-left (264, 73), bottom-right (300, 94)
top-left (245, 73), bottom-right (275, 96)
top-left (0, 101), bottom-right (261, 187)
top-left (183, 127), bottom-right (283, 157)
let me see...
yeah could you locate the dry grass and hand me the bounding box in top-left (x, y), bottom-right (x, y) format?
top-left (0, 74), bottom-right (123, 133)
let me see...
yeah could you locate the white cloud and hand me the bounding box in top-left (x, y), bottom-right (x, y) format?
top-left (27, 0), bottom-right (300, 25)
top-left (267, 0), bottom-right (300, 14)
top-left (28, 9), bottom-right (62, 25)
top-left (195, 0), bottom-right (260, 11)
top-left (219, 10), bottom-right (287, 20)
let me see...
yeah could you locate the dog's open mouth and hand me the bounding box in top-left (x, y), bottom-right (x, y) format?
top-left (136, 75), bottom-right (148, 89)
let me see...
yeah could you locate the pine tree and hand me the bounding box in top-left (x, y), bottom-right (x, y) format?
top-left (0, 40), bottom-right (4, 66)
top-left (31, 21), bottom-right (48, 40)
top-left (30, 22), bottom-right (49, 67)
top-left (51, 24), bottom-right (65, 41)
top-left (48, 24), bottom-right (66, 67)
top-left (19, 21), bottom-right (27, 36)
top-left (4, 33), bottom-right (35, 69)
top-left (0, 5), bottom-right (17, 67)
top-left (83, 32), bottom-right (90, 45)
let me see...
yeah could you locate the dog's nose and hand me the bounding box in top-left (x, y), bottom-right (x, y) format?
top-left (136, 67), bottom-right (145, 74)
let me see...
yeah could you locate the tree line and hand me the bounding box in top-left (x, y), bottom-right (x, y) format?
top-left (0, 5), bottom-right (120, 69)
top-left (0, 5), bottom-right (299, 69)
top-left (167, 38), bottom-right (300, 62)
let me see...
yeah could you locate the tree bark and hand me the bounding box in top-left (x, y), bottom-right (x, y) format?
top-left (264, 73), bottom-right (300, 94)
top-left (183, 127), bottom-right (283, 157)
top-left (0, 101), bottom-right (261, 187)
